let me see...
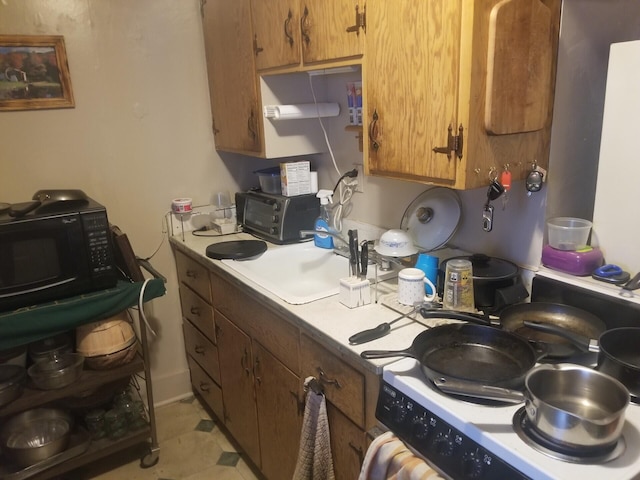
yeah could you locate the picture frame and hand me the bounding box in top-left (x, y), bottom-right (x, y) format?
top-left (0, 35), bottom-right (75, 111)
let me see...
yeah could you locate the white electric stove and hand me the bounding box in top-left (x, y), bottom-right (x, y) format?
top-left (375, 275), bottom-right (640, 480)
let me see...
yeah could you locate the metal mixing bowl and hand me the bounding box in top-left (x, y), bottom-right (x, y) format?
top-left (27, 352), bottom-right (84, 390)
top-left (0, 408), bottom-right (72, 467)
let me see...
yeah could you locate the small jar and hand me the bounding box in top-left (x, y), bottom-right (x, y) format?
top-left (84, 409), bottom-right (106, 439)
top-left (104, 408), bottom-right (127, 439)
top-left (130, 400), bottom-right (148, 430)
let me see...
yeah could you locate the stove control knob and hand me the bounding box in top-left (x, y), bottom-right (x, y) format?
top-left (411, 416), bottom-right (429, 440)
top-left (389, 401), bottom-right (407, 424)
top-left (462, 450), bottom-right (484, 478)
top-left (433, 431), bottom-right (455, 456)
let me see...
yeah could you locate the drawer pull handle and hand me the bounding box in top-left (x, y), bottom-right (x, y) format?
top-left (199, 381), bottom-right (210, 392)
top-left (190, 306), bottom-right (201, 316)
top-left (186, 270), bottom-right (197, 278)
top-left (253, 356), bottom-right (262, 386)
top-left (318, 368), bottom-right (342, 389)
top-left (195, 345), bottom-right (205, 355)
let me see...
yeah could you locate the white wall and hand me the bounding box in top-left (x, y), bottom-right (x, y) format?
top-left (0, 0), bottom-right (242, 404)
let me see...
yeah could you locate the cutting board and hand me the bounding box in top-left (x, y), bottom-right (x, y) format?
top-left (485, 0), bottom-right (552, 135)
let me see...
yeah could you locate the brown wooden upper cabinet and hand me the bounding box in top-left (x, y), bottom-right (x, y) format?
top-left (251, 0), bottom-right (365, 71)
top-left (201, 0), bottom-right (262, 155)
top-left (364, 0), bottom-right (560, 190)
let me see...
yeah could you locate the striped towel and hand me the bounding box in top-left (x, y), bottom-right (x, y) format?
top-left (293, 377), bottom-right (335, 480)
top-left (359, 431), bottom-right (445, 480)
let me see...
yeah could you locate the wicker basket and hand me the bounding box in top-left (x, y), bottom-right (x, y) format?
top-left (76, 311), bottom-right (137, 369)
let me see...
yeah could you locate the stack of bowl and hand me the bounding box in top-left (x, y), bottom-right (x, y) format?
top-left (542, 217), bottom-right (603, 275)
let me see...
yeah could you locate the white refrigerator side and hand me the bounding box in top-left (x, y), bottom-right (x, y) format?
top-left (592, 40), bottom-right (640, 274)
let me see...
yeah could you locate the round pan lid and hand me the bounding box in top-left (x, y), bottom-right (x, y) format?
top-left (206, 240), bottom-right (267, 260)
top-left (400, 187), bottom-right (462, 251)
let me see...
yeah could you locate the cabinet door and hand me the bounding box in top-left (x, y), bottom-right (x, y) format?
top-left (251, 0), bottom-right (301, 70)
top-left (301, 0), bottom-right (364, 64)
top-left (253, 341), bottom-right (301, 480)
top-left (365, 0), bottom-right (462, 185)
top-left (216, 313), bottom-right (261, 467)
top-left (327, 403), bottom-right (367, 480)
top-left (201, 0), bottom-right (262, 154)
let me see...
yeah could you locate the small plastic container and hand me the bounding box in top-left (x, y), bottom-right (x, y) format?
top-left (254, 167), bottom-right (281, 194)
top-left (547, 217), bottom-right (592, 251)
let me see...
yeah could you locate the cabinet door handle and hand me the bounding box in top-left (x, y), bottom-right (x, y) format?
top-left (349, 441), bottom-right (364, 464)
top-left (199, 381), bottom-right (210, 393)
top-left (300, 6), bottom-right (311, 46)
top-left (346, 4), bottom-right (366, 34)
top-left (253, 34), bottom-right (264, 56)
top-left (291, 390), bottom-right (304, 415)
top-left (253, 356), bottom-right (262, 386)
top-left (317, 367), bottom-right (342, 389)
top-left (368, 109), bottom-right (380, 151)
top-left (240, 348), bottom-right (251, 375)
top-left (284, 9), bottom-right (294, 46)
top-left (190, 306), bottom-right (201, 316)
top-left (247, 108), bottom-right (258, 143)
top-left (186, 270), bottom-right (197, 279)
top-left (195, 345), bottom-right (205, 355)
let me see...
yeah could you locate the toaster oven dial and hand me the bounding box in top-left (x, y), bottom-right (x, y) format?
top-left (271, 215), bottom-right (279, 223)
top-left (270, 227), bottom-right (279, 235)
top-left (272, 202), bottom-right (281, 212)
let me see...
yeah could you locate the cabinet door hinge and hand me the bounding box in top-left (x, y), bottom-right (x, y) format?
top-left (346, 4), bottom-right (366, 34)
top-left (432, 124), bottom-right (463, 160)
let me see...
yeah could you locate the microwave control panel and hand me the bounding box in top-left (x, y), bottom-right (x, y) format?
top-left (82, 211), bottom-right (115, 276)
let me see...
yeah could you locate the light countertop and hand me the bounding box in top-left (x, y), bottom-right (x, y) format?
top-left (170, 231), bottom-right (460, 375)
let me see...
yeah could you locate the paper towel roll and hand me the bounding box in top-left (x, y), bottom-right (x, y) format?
top-left (264, 103), bottom-right (340, 120)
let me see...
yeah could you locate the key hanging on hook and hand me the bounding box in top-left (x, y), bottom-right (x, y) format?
top-left (500, 164), bottom-right (512, 210)
top-left (483, 174), bottom-right (505, 232)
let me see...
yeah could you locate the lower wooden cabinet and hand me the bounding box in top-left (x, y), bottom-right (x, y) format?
top-left (215, 312), bottom-right (261, 466)
top-left (174, 246), bottom-right (381, 480)
top-left (327, 403), bottom-right (367, 480)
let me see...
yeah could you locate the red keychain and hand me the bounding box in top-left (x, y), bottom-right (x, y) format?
top-left (500, 165), bottom-right (512, 209)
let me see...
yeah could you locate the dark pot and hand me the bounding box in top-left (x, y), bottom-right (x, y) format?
top-left (438, 254), bottom-right (525, 312)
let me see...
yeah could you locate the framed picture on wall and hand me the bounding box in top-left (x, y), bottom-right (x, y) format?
top-left (0, 35), bottom-right (75, 111)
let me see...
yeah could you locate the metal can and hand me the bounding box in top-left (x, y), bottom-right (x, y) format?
top-left (442, 259), bottom-right (475, 311)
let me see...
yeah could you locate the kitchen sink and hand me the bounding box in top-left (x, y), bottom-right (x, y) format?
top-left (221, 241), bottom-right (387, 304)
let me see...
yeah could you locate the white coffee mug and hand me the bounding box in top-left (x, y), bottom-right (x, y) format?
top-left (397, 268), bottom-right (436, 306)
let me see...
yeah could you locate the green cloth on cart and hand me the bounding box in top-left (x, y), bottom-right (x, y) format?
top-left (0, 279), bottom-right (166, 351)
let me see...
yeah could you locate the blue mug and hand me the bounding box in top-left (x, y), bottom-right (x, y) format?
top-left (414, 254), bottom-right (439, 296)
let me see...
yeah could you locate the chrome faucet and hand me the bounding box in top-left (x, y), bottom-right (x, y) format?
top-left (299, 230), bottom-right (351, 257)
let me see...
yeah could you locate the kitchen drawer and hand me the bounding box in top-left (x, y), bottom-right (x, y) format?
top-left (175, 251), bottom-right (211, 302)
top-left (180, 284), bottom-right (216, 342)
top-left (187, 355), bottom-right (224, 421)
top-left (183, 320), bottom-right (221, 385)
top-left (212, 273), bottom-right (299, 374)
top-left (300, 334), bottom-right (364, 427)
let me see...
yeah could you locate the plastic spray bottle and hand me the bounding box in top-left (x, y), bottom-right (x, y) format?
top-left (314, 189), bottom-right (334, 249)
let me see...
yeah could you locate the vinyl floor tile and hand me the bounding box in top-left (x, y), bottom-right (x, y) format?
top-left (70, 396), bottom-right (260, 480)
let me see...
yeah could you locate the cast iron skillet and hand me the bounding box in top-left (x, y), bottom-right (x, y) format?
top-left (419, 302), bottom-right (605, 358)
top-left (361, 323), bottom-right (545, 390)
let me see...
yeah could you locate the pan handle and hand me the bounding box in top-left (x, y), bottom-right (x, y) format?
top-left (432, 378), bottom-right (525, 404)
top-left (360, 348), bottom-right (415, 360)
top-left (523, 321), bottom-right (600, 353)
top-left (419, 308), bottom-right (492, 325)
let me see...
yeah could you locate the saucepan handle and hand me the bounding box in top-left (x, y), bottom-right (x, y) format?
top-left (432, 377), bottom-right (525, 404)
top-left (419, 308), bottom-right (492, 325)
top-left (523, 321), bottom-right (600, 353)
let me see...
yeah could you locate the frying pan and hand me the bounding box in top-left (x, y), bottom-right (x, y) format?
top-left (419, 302), bottom-right (605, 358)
top-left (8, 189), bottom-right (88, 217)
top-left (361, 323), bottom-right (544, 390)
top-left (523, 323), bottom-right (640, 399)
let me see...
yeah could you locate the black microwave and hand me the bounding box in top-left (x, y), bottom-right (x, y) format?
top-left (0, 194), bottom-right (118, 312)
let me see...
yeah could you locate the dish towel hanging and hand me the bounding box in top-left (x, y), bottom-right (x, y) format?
top-left (359, 431), bottom-right (445, 480)
top-left (293, 376), bottom-right (335, 480)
